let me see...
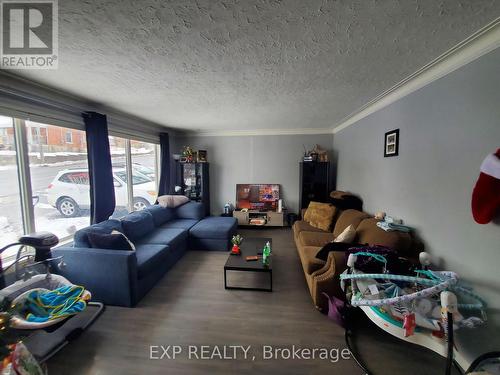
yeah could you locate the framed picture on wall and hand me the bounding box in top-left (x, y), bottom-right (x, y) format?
top-left (384, 129), bottom-right (399, 157)
top-left (197, 150), bottom-right (207, 162)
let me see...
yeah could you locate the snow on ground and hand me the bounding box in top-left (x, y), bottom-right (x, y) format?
top-left (1, 151), bottom-right (88, 157)
top-left (0, 211), bottom-right (90, 258)
top-left (29, 151), bottom-right (87, 157)
top-left (131, 148), bottom-right (153, 155)
top-left (0, 165), bottom-right (17, 171)
top-left (0, 151), bottom-right (16, 156)
top-left (0, 216), bottom-right (9, 229)
top-left (35, 213), bottom-right (90, 239)
top-left (0, 159), bottom-right (86, 171)
top-left (0, 216), bottom-right (24, 258)
top-left (36, 203), bottom-right (54, 209)
top-left (0, 149), bottom-right (152, 169)
top-left (30, 160), bottom-right (87, 168)
top-left (0, 149), bottom-right (152, 157)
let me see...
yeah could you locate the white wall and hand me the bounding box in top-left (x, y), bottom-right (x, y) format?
top-left (172, 134), bottom-right (334, 215)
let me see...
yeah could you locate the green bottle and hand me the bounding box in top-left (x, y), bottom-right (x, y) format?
top-left (262, 242), bottom-right (271, 266)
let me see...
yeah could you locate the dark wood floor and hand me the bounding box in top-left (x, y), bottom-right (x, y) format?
top-left (47, 228), bottom-right (455, 375)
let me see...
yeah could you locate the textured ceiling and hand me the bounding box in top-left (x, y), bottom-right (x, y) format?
top-left (12, 0), bottom-right (500, 132)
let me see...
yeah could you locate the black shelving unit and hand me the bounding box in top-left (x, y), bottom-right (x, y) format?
top-left (299, 161), bottom-right (330, 211)
top-left (175, 162), bottom-right (210, 216)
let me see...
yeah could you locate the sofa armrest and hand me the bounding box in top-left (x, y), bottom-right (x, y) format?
top-left (311, 251), bottom-right (335, 278)
top-left (51, 246), bottom-right (138, 307)
top-left (311, 251), bottom-right (347, 277)
top-left (310, 252), bottom-right (348, 312)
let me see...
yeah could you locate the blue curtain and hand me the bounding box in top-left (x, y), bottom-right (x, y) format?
top-left (83, 112), bottom-right (116, 223)
top-left (157, 132), bottom-right (171, 196)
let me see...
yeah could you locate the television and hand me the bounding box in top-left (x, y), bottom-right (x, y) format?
top-left (236, 184), bottom-right (280, 211)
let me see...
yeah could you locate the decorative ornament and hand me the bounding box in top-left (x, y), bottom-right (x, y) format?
top-left (472, 149), bottom-right (500, 224)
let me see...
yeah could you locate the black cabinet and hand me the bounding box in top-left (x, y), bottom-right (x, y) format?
top-left (175, 162), bottom-right (210, 216)
top-left (299, 162), bottom-right (330, 210)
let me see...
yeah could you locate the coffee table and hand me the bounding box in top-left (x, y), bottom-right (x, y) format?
top-left (224, 237), bottom-right (272, 292)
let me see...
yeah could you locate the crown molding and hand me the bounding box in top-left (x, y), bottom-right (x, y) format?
top-left (181, 127), bottom-right (334, 137)
top-left (332, 17), bottom-right (500, 134)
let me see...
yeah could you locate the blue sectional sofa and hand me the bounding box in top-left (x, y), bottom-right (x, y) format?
top-left (52, 202), bottom-right (237, 307)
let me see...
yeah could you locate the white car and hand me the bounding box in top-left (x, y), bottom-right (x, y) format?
top-left (47, 168), bottom-right (157, 217)
top-left (112, 163), bottom-right (156, 180)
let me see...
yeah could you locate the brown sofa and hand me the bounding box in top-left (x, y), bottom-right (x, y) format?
top-left (293, 203), bottom-right (417, 313)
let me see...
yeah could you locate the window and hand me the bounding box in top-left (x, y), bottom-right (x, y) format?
top-left (29, 125), bottom-right (48, 145)
top-left (0, 116), bottom-right (24, 260)
top-left (58, 171), bottom-right (90, 185)
top-left (28, 124), bottom-right (90, 240)
top-left (114, 171), bottom-right (151, 185)
top-left (110, 137), bottom-right (158, 214)
top-left (65, 130), bottom-right (73, 144)
top-left (109, 136), bottom-right (128, 218)
top-left (0, 115), bottom-right (160, 259)
top-left (131, 140), bottom-right (158, 209)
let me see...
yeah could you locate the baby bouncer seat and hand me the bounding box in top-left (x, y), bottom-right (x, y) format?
top-left (0, 232), bottom-right (104, 363)
top-left (339, 249), bottom-right (498, 375)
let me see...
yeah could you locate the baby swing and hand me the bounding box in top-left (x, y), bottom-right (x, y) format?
top-left (0, 232), bottom-right (104, 363)
top-left (338, 250), bottom-right (498, 375)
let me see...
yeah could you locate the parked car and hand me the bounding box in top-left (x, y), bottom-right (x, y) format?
top-left (112, 163), bottom-right (156, 180)
top-left (47, 168), bottom-right (157, 217)
top-left (132, 163), bottom-right (156, 180)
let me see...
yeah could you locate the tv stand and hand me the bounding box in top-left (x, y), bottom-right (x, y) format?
top-left (233, 210), bottom-right (286, 227)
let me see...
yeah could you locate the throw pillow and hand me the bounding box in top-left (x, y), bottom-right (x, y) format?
top-left (303, 201), bottom-right (319, 223)
top-left (316, 242), bottom-right (362, 261)
top-left (87, 230), bottom-right (135, 251)
top-left (334, 224), bottom-right (356, 243)
top-left (111, 230), bottom-right (136, 250)
top-left (157, 195), bottom-right (189, 208)
top-left (304, 202), bottom-right (336, 231)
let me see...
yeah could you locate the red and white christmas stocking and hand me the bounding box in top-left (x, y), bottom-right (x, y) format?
top-left (472, 149), bottom-right (500, 224)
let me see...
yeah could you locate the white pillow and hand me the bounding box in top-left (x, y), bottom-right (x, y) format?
top-left (111, 230), bottom-right (136, 250)
top-left (157, 195), bottom-right (189, 208)
top-left (334, 224), bottom-right (356, 243)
